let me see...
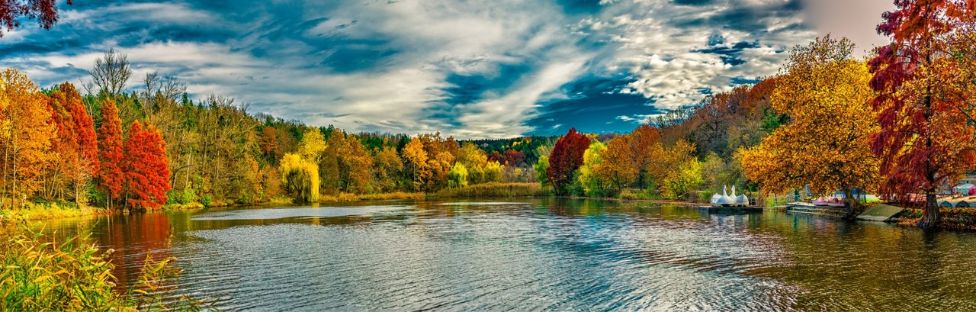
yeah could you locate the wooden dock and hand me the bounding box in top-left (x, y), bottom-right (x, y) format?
top-left (856, 204), bottom-right (906, 222)
top-left (784, 202), bottom-right (847, 217)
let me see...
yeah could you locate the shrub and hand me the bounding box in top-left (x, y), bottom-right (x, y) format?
top-left (0, 226), bottom-right (200, 311)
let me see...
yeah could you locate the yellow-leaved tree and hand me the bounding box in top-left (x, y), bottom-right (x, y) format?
top-left (739, 36), bottom-right (879, 218)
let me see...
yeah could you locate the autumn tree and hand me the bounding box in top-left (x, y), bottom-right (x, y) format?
top-left (280, 153), bottom-right (319, 203)
top-left (46, 82), bottom-right (98, 202)
top-left (578, 141), bottom-right (609, 196)
top-left (869, 0), bottom-right (976, 228)
top-left (457, 143), bottom-right (489, 184)
top-left (598, 135), bottom-right (639, 193)
top-left (402, 134), bottom-right (458, 192)
top-left (97, 99), bottom-right (124, 208)
top-left (402, 137), bottom-right (430, 191)
top-left (741, 36), bottom-right (879, 218)
top-left (534, 156), bottom-right (549, 187)
top-left (448, 162), bottom-right (468, 188)
top-left (123, 121), bottom-right (171, 210)
top-left (0, 69), bottom-right (56, 207)
top-left (0, 0), bottom-right (70, 37)
top-left (547, 128), bottom-right (591, 195)
top-left (661, 158), bottom-right (704, 200)
top-left (483, 160), bottom-right (503, 183)
top-left (371, 145), bottom-right (403, 192)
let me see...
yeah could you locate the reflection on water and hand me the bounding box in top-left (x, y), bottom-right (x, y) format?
top-left (55, 198), bottom-right (976, 310)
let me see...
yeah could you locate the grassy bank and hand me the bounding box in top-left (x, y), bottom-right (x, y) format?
top-left (0, 201), bottom-right (110, 224)
top-left (0, 226), bottom-right (199, 311)
top-left (898, 208), bottom-right (976, 231)
top-left (433, 182), bottom-right (544, 198)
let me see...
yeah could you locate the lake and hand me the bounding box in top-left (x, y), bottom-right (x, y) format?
top-left (49, 198), bottom-right (976, 311)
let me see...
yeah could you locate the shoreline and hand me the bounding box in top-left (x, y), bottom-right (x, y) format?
top-left (9, 191), bottom-right (976, 233)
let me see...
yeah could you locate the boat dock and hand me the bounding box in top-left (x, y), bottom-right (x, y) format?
top-left (783, 202), bottom-right (847, 217)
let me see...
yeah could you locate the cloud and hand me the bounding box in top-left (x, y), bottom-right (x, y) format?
top-left (1, 0), bottom-right (882, 138)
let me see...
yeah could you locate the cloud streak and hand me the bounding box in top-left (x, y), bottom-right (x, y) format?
top-left (1, 0), bottom-right (884, 138)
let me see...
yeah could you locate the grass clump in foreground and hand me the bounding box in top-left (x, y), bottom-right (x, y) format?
top-left (0, 226), bottom-right (201, 311)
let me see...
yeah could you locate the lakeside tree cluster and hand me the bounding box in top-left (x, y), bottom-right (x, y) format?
top-left (0, 56), bottom-right (555, 209)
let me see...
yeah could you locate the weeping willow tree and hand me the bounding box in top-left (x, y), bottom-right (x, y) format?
top-left (279, 153), bottom-right (319, 203)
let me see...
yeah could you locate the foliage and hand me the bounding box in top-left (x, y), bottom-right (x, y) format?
top-left (447, 162), bottom-right (468, 188)
top-left (457, 143), bottom-right (489, 184)
top-left (96, 99), bottom-right (124, 208)
top-left (533, 155), bottom-right (549, 188)
top-left (280, 153), bottom-right (319, 203)
top-left (662, 158), bottom-right (704, 200)
top-left (868, 0), bottom-right (976, 228)
top-left (599, 135), bottom-right (639, 193)
top-left (0, 69), bottom-right (56, 207)
top-left (483, 160), bottom-right (503, 183)
top-left (547, 128), bottom-right (591, 195)
top-left (0, 0), bottom-right (70, 37)
top-left (578, 141), bottom-right (610, 197)
top-left (123, 122), bottom-right (172, 210)
top-left (371, 145), bottom-right (403, 193)
top-left (741, 36), bottom-right (880, 216)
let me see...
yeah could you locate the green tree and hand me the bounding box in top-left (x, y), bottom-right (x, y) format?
top-left (578, 141), bottom-right (609, 197)
top-left (447, 162), bottom-right (468, 188)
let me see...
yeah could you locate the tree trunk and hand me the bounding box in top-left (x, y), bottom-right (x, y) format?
top-left (843, 188), bottom-right (859, 221)
top-left (919, 191), bottom-right (940, 230)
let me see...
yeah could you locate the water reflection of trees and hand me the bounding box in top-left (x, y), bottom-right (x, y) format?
top-left (91, 213), bottom-right (173, 291)
top-left (753, 212), bottom-right (976, 310)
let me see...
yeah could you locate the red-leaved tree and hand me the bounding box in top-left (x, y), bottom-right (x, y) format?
top-left (123, 121), bottom-right (171, 210)
top-left (547, 128), bottom-right (591, 195)
top-left (48, 82), bottom-right (98, 201)
top-left (0, 0), bottom-right (71, 37)
top-left (869, 0), bottom-right (976, 229)
top-left (97, 99), bottom-right (124, 208)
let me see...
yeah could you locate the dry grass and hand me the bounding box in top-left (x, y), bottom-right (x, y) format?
top-left (0, 201), bottom-right (108, 223)
top-left (434, 182), bottom-right (544, 198)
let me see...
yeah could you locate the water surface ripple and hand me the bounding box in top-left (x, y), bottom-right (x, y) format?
top-left (68, 199), bottom-right (976, 311)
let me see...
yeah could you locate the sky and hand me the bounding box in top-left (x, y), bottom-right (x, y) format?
top-left (1, 0), bottom-right (894, 138)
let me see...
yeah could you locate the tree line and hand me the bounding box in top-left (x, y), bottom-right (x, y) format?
top-left (0, 56), bottom-right (556, 209)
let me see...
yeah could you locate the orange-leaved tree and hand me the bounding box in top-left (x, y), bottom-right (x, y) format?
top-left (741, 36), bottom-right (879, 219)
top-left (0, 68), bottom-right (56, 207)
top-left (869, 0), bottom-right (976, 228)
top-left (97, 99), bottom-right (124, 208)
top-left (123, 121), bottom-right (171, 210)
top-left (47, 82), bottom-right (98, 202)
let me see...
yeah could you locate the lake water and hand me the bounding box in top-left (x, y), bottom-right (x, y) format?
top-left (51, 198), bottom-right (976, 311)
